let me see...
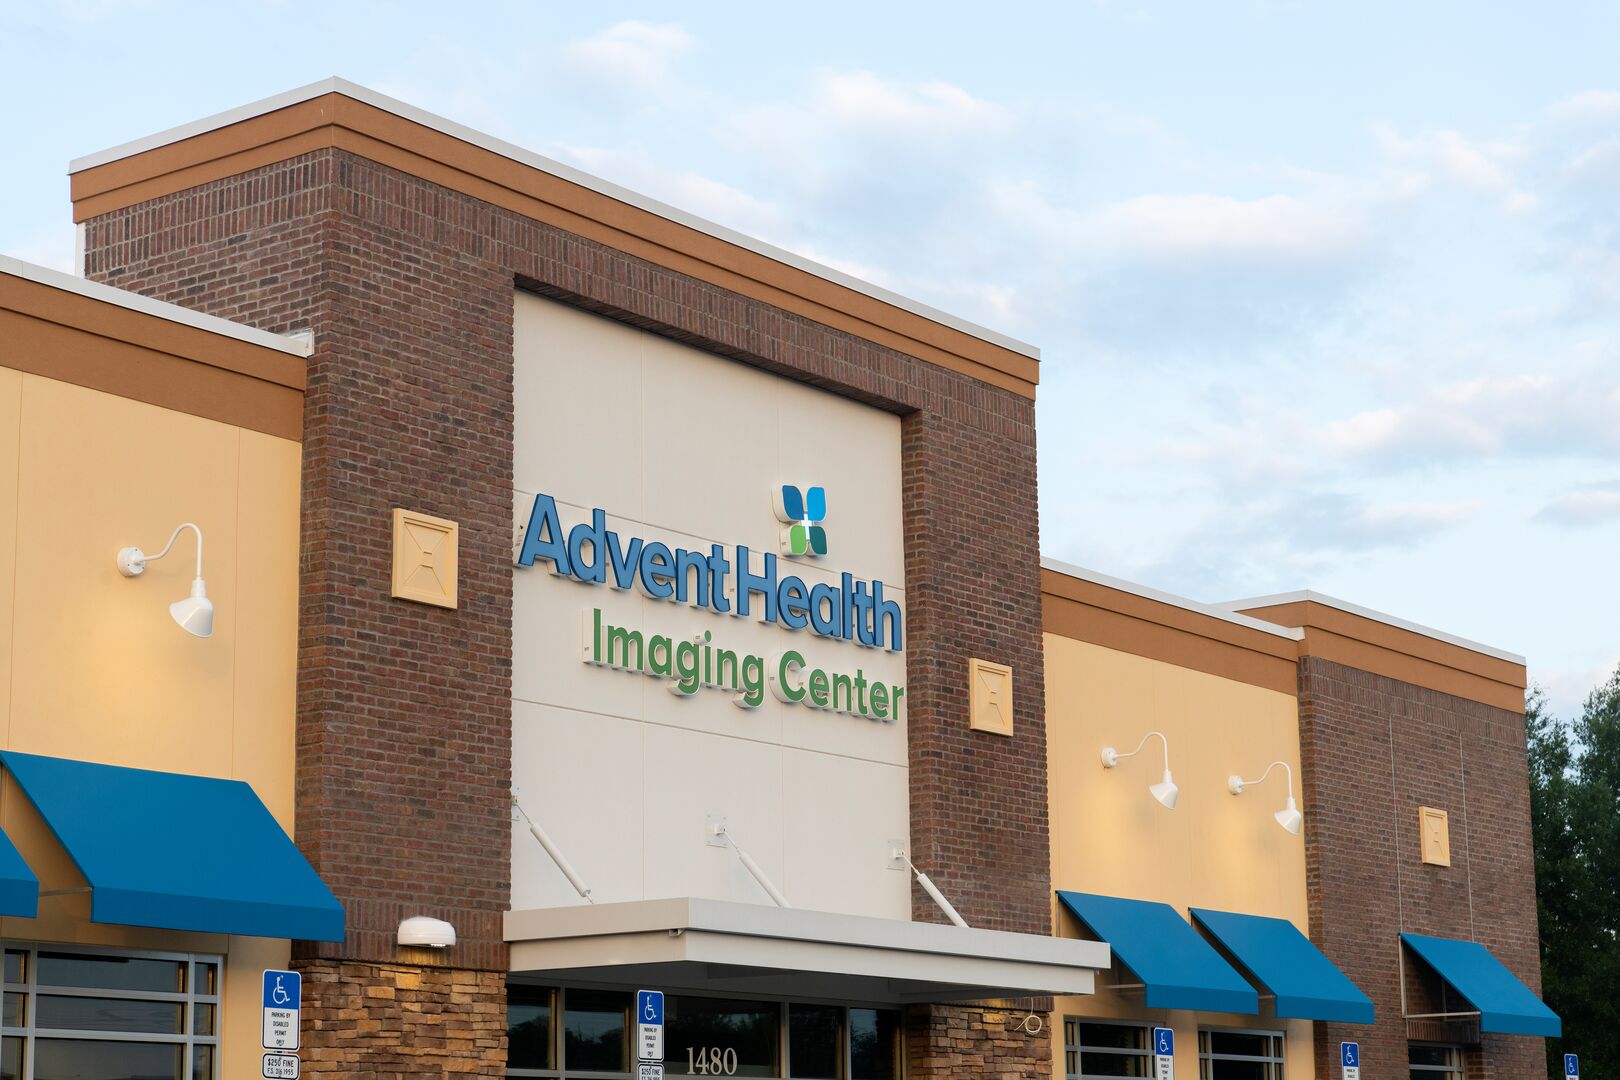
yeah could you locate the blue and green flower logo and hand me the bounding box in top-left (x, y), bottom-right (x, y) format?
top-left (774, 484), bottom-right (827, 557)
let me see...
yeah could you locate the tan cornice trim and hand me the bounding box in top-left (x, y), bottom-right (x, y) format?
top-left (1233, 599), bottom-right (1527, 713)
top-left (1217, 589), bottom-right (1523, 664)
top-left (0, 269), bottom-right (305, 440)
top-left (69, 80), bottom-right (1040, 398)
top-left (1041, 565), bottom-right (1300, 695)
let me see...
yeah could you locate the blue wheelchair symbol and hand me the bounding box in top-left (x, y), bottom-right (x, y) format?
top-left (1153, 1027), bottom-right (1174, 1056)
top-left (1341, 1042), bottom-right (1359, 1067)
top-left (1565, 1053), bottom-right (1579, 1076)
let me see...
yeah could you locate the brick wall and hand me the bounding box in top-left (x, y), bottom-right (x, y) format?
top-left (83, 145), bottom-right (1051, 1071)
top-left (1298, 657), bottom-right (1542, 1079)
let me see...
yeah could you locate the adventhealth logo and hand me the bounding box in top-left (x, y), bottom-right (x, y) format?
top-left (774, 484), bottom-right (827, 558)
top-left (515, 491), bottom-right (903, 652)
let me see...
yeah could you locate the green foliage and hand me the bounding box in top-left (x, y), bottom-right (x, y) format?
top-left (1531, 668), bottom-right (1620, 1077)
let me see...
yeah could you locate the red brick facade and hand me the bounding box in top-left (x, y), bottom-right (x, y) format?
top-left (1298, 656), bottom-right (1542, 1079)
top-left (83, 144), bottom-right (1052, 1072)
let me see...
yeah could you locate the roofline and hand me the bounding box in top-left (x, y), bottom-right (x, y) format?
top-left (1215, 590), bottom-right (1525, 666)
top-left (0, 254), bottom-right (312, 358)
top-left (1040, 557), bottom-right (1304, 642)
top-left (70, 77), bottom-right (1038, 362)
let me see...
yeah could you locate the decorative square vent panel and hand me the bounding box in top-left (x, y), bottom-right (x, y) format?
top-left (968, 658), bottom-right (1014, 737)
top-left (391, 508), bottom-right (459, 608)
top-left (1419, 806), bottom-right (1451, 866)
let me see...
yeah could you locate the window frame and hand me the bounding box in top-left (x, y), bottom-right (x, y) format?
top-left (1197, 1026), bottom-right (1286, 1079)
top-left (1062, 1015), bottom-right (1153, 1079)
top-left (506, 985), bottom-right (905, 1080)
top-left (0, 940), bottom-right (222, 1080)
top-left (1408, 1043), bottom-right (1465, 1075)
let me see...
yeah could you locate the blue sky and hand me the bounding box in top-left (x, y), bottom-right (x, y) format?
top-left (5, 2), bottom-right (1618, 717)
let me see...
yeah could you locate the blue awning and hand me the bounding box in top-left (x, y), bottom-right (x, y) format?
top-left (1058, 891), bottom-right (1258, 1014)
top-left (1401, 933), bottom-right (1560, 1037)
top-left (0, 751), bottom-right (343, 942)
top-left (1191, 908), bottom-right (1374, 1023)
top-left (0, 827), bottom-right (38, 918)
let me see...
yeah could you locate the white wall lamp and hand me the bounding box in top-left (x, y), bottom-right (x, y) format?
top-left (1100, 731), bottom-right (1178, 809)
top-left (397, 915), bottom-right (457, 949)
top-left (1227, 760), bottom-right (1304, 835)
top-left (116, 522), bottom-right (213, 638)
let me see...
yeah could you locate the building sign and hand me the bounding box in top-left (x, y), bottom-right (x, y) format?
top-left (262, 1053), bottom-right (300, 1079)
top-left (1152, 1027), bottom-right (1174, 1080)
top-left (1564, 1053), bottom-right (1579, 1078)
top-left (638, 997), bottom-right (664, 1062)
top-left (518, 490), bottom-right (906, 722)
top-left (1340, 1041), bottom-right (1360, 1080)
top-left (517, 492), bottom-right (904, 652)
top-left (261, 969), bottom-right (300, 1051)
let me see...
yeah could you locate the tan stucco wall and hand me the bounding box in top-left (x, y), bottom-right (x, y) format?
top-left (1045, 633), bottom-right (1316, 1078)
top-left (0, 367), bottom-right (300, 1077)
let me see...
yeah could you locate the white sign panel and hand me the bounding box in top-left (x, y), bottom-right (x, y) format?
top-left (261, 969), bottom-right (300, 1051)
top-left (1153, 1026), bottom-right (1175, 1080)
top-left (1340, 1040), bottom-right (1360, 1080)
top-left (262, 1053), bottom-right (300, 1079)
top-left (637, 989), bottom-right (665, 1062)
top-left (639, 1066), bottom-right (665, 1080)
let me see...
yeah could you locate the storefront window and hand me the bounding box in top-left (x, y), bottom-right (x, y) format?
top-left (563, 989), bottom-right (631, 1073)
top-left (508, 985), bottom-right (556, 1071)
top-left (0, 943), bottom-right (220, 1080)
top-left (1064, 1018), bottom-right (1151, 1078)
top-left (667, 997), bottom-right (779, 1077)
top-left (1197, 1029), bottom-right (1285, 1080)
top-left (848, 1009), bottom-right (900, 1080)
top-left (787, 1005), bottom-right (840, 1078)
top-left (506, 986), bottom-right (901, 1079)
top-left (1408, 1044), bottom-right (1463, 1077)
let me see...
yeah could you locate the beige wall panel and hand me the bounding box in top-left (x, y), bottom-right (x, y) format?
top-left (0, 368), bottom-right (21, 745)
top-left (781, 749), bottom-right (909, 918)
top-left (0, 373), bottom-right (302, 1075)
top-left (230, 431), bottom-right (301, 828)
top-left (10, 375), bottom-right (239, 773)
top-left (512, 292), bottom-right (910, 917)
top-left (511, 700), bottom-right (646, 910)
top-left (1046, 633), bottom-right (1313, 1077)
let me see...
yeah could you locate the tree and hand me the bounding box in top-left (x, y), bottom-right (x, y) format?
top-left (1531, 669), bottom-right (1620, 1076)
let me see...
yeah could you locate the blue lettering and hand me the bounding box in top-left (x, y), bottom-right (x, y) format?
top-left (566, 508), bottom-right (608, 584)
top-left (516, 493), bottom-right (570, 574)
top-left (734, 546), bottom-right (778, 623)
top-left (640, 542), bottom-right (676, 600)
top-left (778, 576), bottom-right (810, 630)
top-left (809, 581), bottom-right (841, 636)
top-left (606, 530), bottom-right (644, 589)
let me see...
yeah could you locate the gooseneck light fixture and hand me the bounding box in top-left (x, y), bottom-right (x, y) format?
top-left (1227, 760), bottom-right (1303, 835)
top-left (116, 522), bottom-right (213, 638)
top-left (1100, 731), bottom-right (1178, 810)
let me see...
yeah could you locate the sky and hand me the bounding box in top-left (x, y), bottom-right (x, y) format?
top-left (3, 1), bottom-right (1618, 719)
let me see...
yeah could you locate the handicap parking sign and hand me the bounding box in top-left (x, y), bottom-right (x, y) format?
top-left (1564, 1053), bottom-right (1579, 1077)
top-left (1340, 1042), bottom-right (1360, 1079)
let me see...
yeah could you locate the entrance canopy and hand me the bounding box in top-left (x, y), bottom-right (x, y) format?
top-left (506, 898), bottom-right (1110, 1004)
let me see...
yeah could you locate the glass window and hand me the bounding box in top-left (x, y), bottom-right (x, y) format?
top-left (788, 1005), bottom-right (840, 1079)
top-left (1409, 1044), bottom-right (1463, 1076)
top-left (564, 988), bottom-right (630, 1073)
top-left (666, 997), bottom-right (779, 1077)
top-left (1064, 1018), bottom-right (1151, 1078)
top-left (0, 943), bottom-right (220, 1080)
top-left (1198, 1029), bottom-right (1285, 1080)
top-left (508, 985), bottom-right (556, 1071)
top-left (849, 1009), bottom-right (901, 1080)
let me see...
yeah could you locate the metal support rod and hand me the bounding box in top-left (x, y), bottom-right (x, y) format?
top-left (512, 793), bottom-right (594, 904)
top-left (714, 822), bottom-right (791, 908)
top-left (891, 846), bottom-right (968, 928)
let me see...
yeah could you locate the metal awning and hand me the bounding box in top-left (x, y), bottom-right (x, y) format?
top-left (1401, 932), bottom-right (1560, 1037)
top-left (506, 898), bottom-right (1110, 1004)
top-left (0, 751), bottom-right (343, 941)
top-left (1191, 907), bottom-right (1374, 1023)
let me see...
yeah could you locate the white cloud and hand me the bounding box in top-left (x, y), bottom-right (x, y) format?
top-left (563, 21), bottom-right (693, 91)
top-left (1535, 483), bottom-right (1620, 527)
top-left (810, 71), bottom-right (1008, 135)
top-left (1375, 125), bottom-right (1536, 214)
top-left (1549, 89), bottom-right (1620, 122)
top-left (1083, 191), bottom-right (1365, 267)
top-left (1323, 369), bottom-right (1620, 464)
